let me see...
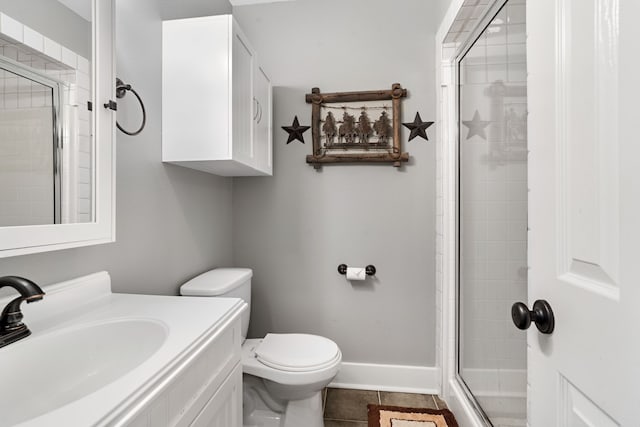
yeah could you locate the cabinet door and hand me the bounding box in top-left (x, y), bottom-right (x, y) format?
top-left (231, 23), bottom-right (254, 166)
top-left (163, 15), bottom-right (231, 162)
top-left (253, 65), bottom-right (272, 175)
top-left (189, 364), bottom-right (242, 427)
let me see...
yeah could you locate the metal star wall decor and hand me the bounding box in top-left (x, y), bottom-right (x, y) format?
top-left (282, 116), bottom-right (310, 144)
top-left (462, 110), bottom-right (491, 140)
top-left (402, 112), bottom-right (434, 141)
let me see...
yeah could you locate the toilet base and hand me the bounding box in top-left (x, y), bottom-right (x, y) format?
top-left (281, 392), bottom-right (324, 427)
top-left (243, 374), bottom-right (324, 427)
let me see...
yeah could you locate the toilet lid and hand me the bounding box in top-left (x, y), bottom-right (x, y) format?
top-left (254, 333), bottom-right (340, 372)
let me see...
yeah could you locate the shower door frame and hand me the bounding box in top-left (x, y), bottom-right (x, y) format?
top-left (436, 0), bottom-right (522, 426)
top-left (455, 1), bottom-right (513, 424)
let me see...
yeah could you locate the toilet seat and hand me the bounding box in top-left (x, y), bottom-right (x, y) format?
top-left (242, 336), bottom-right (342, 386)
top-left (255, 334), bottom-right (340, 372)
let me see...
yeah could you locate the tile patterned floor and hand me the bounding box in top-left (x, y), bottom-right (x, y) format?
top-left (323, 388), bottom-right (449, 426)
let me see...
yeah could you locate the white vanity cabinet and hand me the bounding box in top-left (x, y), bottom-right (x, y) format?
top-left (125, 311), bottom-right (244, 427)
top-left (189, 365), bottom-right (242, 427)
top-left (162, 15), bottom-right (272, 177)
top-left (2, 272), bottom-right (245, 427)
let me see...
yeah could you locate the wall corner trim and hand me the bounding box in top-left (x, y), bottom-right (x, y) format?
top-left (329, 362), bottom-right (440, 395)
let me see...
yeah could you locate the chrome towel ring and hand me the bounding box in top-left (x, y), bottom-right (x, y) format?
top-left (115, 78), bottom-right (146, 136)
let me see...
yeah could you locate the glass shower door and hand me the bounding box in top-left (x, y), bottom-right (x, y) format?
top-left (457, 0), bottom-right (527, 425)
top-left (0, 66), bottom-right (58, 226)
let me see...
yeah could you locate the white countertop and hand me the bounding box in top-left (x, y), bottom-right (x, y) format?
top-left (0, 272), bottom-right (246, 427)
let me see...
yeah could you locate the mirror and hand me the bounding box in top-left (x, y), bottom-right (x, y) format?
top-left (0, 0), bottom-right (115, 257)
top-left (0, 0), bottom-right (92, 226)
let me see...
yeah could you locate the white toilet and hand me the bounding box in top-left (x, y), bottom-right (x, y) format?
top-left (180, 268), bottom-right (342, 427)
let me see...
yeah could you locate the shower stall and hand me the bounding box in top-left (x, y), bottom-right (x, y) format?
top-left (438, 0), bottom-right (528, 425)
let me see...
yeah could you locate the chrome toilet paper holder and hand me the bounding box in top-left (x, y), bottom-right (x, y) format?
top-left (337, 264), bottom-right (376, 276)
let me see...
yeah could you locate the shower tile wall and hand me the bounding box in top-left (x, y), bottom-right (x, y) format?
top-left (458, 0), bottom-right (527, 424)
top-left (0, 29), bottom-right (92, 225)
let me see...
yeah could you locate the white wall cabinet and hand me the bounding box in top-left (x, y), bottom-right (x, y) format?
top-left (253, 65), bottom-right (273, 174)
top-left (162, 15), bottom-right (272, 177)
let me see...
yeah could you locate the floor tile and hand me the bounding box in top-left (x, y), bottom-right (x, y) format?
top-left (324, 420), bottom-right (368, 427)
top-left (324, 388), bottom-right (379, 421)
top-left (379, 392), bottom-right (438, 409)
top-left (433, 395), bottom-right (448, 409)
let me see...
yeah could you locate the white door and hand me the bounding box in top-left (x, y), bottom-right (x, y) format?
top-left (527, 0), bottom-right (640, 425)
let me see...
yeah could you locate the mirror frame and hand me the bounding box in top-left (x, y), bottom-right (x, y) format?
top-left (0, 0), bottom-right (115, 258)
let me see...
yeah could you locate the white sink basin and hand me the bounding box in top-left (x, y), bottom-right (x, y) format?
top-left (0, 318), bottom-right (168, 426)
top-left (0, 272), bottom-right (246, 427)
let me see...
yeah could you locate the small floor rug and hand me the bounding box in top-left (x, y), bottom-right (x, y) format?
top-left (368, 404), bottom-right (459, 427)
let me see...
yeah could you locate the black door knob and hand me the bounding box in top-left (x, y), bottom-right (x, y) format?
top-left (511, 300), bottom-right (555, 334)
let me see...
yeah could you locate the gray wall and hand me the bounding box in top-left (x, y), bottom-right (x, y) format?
top-left (0, 0), bottom-right (234, 295)
top-left (0, 0), bottom-right (91, 58)
top-left (233, 0), bottom-right (438, 367)
top-left (436, 0), bottom-right (454, 34)
top-left (0, 0), bottom-right (440, 369)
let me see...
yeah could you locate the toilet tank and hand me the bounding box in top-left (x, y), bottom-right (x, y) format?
top-left (180, 268), bottom-right (252, 339)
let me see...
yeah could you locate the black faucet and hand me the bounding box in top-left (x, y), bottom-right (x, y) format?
top-left (0, 276), bottom-right (45, 348)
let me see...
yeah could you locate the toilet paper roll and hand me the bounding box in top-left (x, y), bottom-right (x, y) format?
top-left (346, 267), bottom-right (367, 281)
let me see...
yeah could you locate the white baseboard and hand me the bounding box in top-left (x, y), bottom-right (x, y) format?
top-left (329, 362), bottom-right (441, 395)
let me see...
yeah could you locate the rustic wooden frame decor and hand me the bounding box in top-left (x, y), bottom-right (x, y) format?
top-left (305, 83), bottom-right (409, 168)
